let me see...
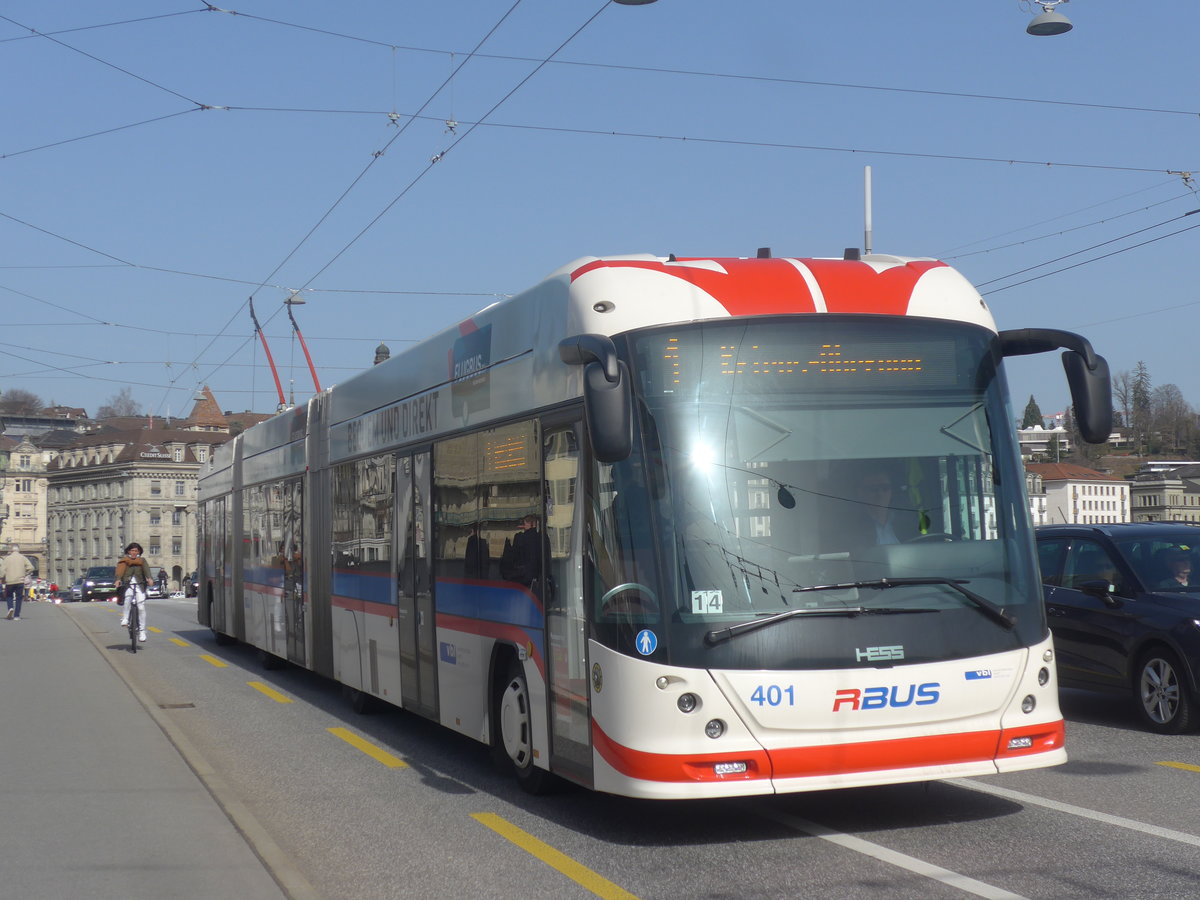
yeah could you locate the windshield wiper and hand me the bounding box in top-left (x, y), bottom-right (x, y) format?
top-left (704, 604), bottom-right (939, 645)
top-left (793, 577), bottom-right (1016, 630)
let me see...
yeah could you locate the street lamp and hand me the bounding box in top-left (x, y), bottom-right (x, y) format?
top-left (1027, 1), bottom-right (1072, 36)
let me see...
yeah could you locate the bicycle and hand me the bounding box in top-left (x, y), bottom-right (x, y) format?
top-left (127, 591), bottom-right (140, 653)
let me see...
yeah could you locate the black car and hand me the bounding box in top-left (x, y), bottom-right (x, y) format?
top-left (1036, 523), bottom-right (1200, 734)
top-left (81, 566), bottom-right (119, 602)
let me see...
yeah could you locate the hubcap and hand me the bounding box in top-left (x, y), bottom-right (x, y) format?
top-left (1140, 658), bottom-right (1180, 725)
top-left (499, 675), bottom-right (532, 768)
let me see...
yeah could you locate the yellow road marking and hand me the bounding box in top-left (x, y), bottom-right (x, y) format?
top-left (148, 626), bottom-right (163, 633)
top-left (471, 813), bottom-right (641, 900)
top-left (199, 654), bottom-right (228, 668)
top-left (169, 637), bottom-right (189, 647)
top-left (1158, 761), bottom-right (1200, 773)
top-left (248, 681), bottom-right (293, 703)
top-left (327, 727), bottom-right (409, 768)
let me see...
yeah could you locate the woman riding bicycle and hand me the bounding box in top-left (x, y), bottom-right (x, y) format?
top-left (116, 542), bottom-right (153, 643)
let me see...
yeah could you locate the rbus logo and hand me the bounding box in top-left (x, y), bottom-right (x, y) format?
top-left (832, 683), bottom-right (940, 711)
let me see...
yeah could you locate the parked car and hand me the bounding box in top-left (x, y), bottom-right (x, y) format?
top-left (81, 566), bottom-right (119, 602)
top-left (71, 578), bottom-right (84, 601)
top-left (1036, 523), bottom-right (1200, 734)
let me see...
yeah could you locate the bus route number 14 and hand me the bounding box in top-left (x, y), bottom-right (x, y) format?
top-left (749, 684), bottom-right (795, 707)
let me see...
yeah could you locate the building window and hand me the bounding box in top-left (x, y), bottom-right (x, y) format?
top-left (18, 455), bottom-right (31, 468)
top-left (171, 538), bottom-right (182, 555)
top-left (172, 509), bottom-right (183, 526)
top-left (175, 480), bottom-right (185, 497)
top-left (150, 481), bottom-right (162, 496)
top-left (173, 447), bottom-right (183, 462)
top-left (149, 511), bottom-right (161, 526)
top-left (149, 541), bottom-right (161, 556)
top-left (197, 448), bottom-right (207, 463)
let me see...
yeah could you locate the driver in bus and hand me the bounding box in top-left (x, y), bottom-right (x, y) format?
top-left (845, 464), bottom-right (909, 548)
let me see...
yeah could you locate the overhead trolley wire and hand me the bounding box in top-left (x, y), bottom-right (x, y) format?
top-left (0, 8), bottom-right (206, 44)
top-left (207, 7), bottom-right (1200, 120)
top-left (0, 13), bottom-right (208, 107)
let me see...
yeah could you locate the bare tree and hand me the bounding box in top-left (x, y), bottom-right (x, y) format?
top-left (96, 387), bottom-right (142, 419)
top-left (0, 389), bottom-right (44, 414)
top-left (1111, 370), bottom-right (1132, 430)
top-left (1151, 384), bottom-right (1192, 454)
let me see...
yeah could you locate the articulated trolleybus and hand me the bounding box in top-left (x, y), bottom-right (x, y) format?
top-left (198, 250), bottom-right (1111, 799)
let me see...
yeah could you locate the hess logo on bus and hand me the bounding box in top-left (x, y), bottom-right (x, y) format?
top-left (832, 683), bottom-right (940, 711)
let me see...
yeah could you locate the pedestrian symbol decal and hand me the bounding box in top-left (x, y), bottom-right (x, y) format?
top-left (635, 629), bottom-right (657, 656)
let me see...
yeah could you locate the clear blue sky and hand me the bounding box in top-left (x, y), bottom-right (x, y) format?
top-left (2, 1), bottom-right (1196, 423)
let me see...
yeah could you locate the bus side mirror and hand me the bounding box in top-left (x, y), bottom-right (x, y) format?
top-left (1062, 349), bottom-right (1112, 444)
top-left (559, 334), bottom-right (633, 462)
top-left (999, 328), bottom-right (1113, 444)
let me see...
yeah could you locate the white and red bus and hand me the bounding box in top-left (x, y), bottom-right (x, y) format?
top-left (198, 250), bottom-right (1111, 799)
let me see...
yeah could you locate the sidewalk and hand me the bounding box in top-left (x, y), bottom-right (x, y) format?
top-left (0, 601), bottom-right (290, 900)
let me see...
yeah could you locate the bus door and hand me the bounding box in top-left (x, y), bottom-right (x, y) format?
top-left (210, 497), bottom-right (230, 634)
top-left (396, 450), bottom-right (438, 719)
top-left (542, 420), bottom-right (593, 786)
top-left (283, 478), bottom-right (306, 666)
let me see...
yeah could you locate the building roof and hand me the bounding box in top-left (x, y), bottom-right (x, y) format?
top-left (183, 385), bottom-right (228, 431)
top-left (48, 427), bottom-right (232, 471)
top-left (1025, 463), bottom-right (1125, 483)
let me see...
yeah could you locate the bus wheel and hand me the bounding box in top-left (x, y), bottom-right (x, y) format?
top-left (493, 658), bottom-right (554, 794)
top-left (344, 686), bottom-right (376, 715)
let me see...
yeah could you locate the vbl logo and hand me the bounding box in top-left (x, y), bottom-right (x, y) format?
top-left (832, 683), bottom-right (940, 711)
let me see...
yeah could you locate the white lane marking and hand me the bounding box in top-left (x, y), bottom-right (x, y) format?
top-left (946, 778), bottom-right (1200, 849)
top-left (759, 808), bottom-right (1029, 900)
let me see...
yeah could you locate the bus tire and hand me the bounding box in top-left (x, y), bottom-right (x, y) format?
top-left (345, 686), bottom-right (377, 715)
top-left (492, 656), bottom-right (554, 794)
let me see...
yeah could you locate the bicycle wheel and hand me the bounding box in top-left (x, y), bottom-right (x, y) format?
top-left (129, 601), bottom-right (139, 653)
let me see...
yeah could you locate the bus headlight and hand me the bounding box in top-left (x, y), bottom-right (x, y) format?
top-left (705, 719), bottom-right (725, 739)
top-left (677, 693), bottom-right (698, 714)
top-left (1021, 694), bottom-right (1037, 714)
top-left (1037, 667), bottom-right (1050, 686)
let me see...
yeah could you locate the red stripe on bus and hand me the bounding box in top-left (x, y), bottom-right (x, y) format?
top-left (805, 258), bottom-right (946, 315)
top-left (571, 258), bottom-right (817, 315)
top-left (592, 718), bottom-right (1064, 784)
top-left (592, 721), bottom-right (772, 783)
top-left (436, 613), bottom-right (546, 678)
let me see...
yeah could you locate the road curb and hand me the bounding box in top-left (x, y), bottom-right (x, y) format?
top-left (65, 605), bottom-right (323, 900)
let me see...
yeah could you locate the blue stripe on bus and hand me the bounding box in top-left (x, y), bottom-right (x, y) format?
top-left (435, 579), bottom-right (544, 630)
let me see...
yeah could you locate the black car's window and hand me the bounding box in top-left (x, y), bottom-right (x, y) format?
top-left (1120, 539), bottom-right (1199, 591)
top-left (1063, 540), bottom-right (1126, 595)
top-left (1038, 539), bottom-right (1067, 587)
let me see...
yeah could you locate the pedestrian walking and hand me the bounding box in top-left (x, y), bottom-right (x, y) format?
top-left (2, 546), bottom-right (34, 620)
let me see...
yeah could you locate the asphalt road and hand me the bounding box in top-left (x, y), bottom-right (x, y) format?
top-left (67, 599), bottom-right (1200, 900)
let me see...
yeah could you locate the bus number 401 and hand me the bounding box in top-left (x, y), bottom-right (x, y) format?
top-left (749, 684), bottom-right (795, 707)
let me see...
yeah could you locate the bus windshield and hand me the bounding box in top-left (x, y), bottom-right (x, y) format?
top-left (591, 315), bottom-right (1044, 670)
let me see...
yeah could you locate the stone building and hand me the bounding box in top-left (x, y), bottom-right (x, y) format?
top-left (43, 388), bottom-right (258, 590)
top-left (0, 435), bottom-right (51, 575)
top-left (1128, 463), bottom-right (1200, 523)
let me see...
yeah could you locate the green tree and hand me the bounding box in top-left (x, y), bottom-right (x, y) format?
top-left (1021, 395), bottom-right (1044, 429)
top-left (1132, 361), bottom-right (1152, 455)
